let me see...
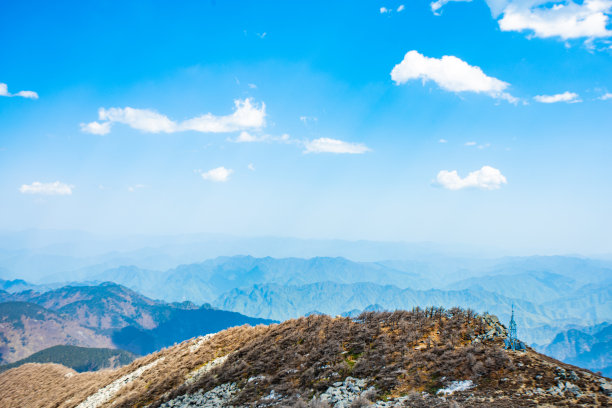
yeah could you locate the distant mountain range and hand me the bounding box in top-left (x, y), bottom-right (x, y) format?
top-left (85, 256), bottom-right (428, 304)
top-left (1, 252), bottom-right (611, 376)
top-left (0, 283), bottom-right (275, 364)
top-left (542, 323), bottom-right (612, 377)
top-left (212, 281), bottom-right (609, 344)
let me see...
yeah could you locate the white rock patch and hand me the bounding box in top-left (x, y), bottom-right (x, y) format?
top-left (319, 377), bottom-right (375, 407)
top-left (185, 355), bottom-right (229, 386)
top-left (159, 382), bottom-right (238, 408)
top-left (189, 333), bottom-right (217, 353)
top-left (76, 357), bottom-right (165, 408)
top-left (436, 380), bottom-right (474, 395)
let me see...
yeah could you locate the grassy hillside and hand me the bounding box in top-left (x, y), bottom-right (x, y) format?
top-left (0, 309), bottom-right (610, 407)
top-left (0, 345), bottom-right (136, 373)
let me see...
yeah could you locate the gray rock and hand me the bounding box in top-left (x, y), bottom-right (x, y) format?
top-left (600, 380), bottom-right (612, 396)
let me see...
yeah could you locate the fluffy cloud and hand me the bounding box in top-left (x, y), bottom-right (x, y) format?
top-left (81, 98), bottom-right (266, 135)
top-left (234, 131), bottom-right (261, 142)
top-left (303, 138), bottom-right (371, 154)
top-left (0, 83), bottom-right (39, 99)
top-left (430, 0), bottom-right (471, 15)
top-left (80, 121), bottom-right (112, 135)
top-left (431, 0), bottom-right (612, 41)
top-left (200, 166), bottom-right (233, 182)
top-left (181, 99), bottom-right (266, 133)
top-left (498, 0), bottom-right (612, 40)
top-left (230, 131), bottom-right (290, 143)
top-left (19, 181), bottom-right (73, 195)
top-left (391, 51), bottom-right (517, 103)
top-left (99, 107), bottom-right (177, 133)
top-left (534, 91), bottom-right (581, 103)
top-left (598, 92), bottom-right (612, 100)
top-left (380, 5), bottom-right (406, 14)
top-left (436, 166), bottom-right (507, 190)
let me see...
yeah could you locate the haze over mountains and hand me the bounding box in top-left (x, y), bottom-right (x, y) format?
top-left (0, 230), bottom-right (611, 377)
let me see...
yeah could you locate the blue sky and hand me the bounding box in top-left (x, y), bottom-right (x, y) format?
top-left (1, 0), bottom-right (611, 255)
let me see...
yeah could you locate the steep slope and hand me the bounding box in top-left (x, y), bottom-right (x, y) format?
top-left (0, 345), bottom-right (136, 373)
top-left (0, 310), bottom-right (609, 407)
top-left (0, 302), bottom-right (112, 363)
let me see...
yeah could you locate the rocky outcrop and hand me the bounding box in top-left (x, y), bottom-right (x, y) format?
top-left (158, 383), bottom-right (238, 408)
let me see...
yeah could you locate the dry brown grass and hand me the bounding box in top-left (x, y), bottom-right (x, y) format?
top-left (0, 363), bottom-right (110, 408)
top-left (1, 310), bottom-right (610, 408)
top-left (0, 324), bottom-right (268, 408)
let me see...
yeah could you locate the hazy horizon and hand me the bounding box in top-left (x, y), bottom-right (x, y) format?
top-left (2, 1), bottom-right (611, 257)
top-left (0, 228), bottom-right (611, 262)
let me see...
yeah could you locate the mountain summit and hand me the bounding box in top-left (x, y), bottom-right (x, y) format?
top-left (1, 308), bottom-right (610, 407)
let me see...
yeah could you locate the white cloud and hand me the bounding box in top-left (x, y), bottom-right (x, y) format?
top-left (233, 131), bottom-right (261, 142)
top-left (182, 99), bottom-right (266, 133)
top-left (498, 0), bottom-right (612, 40)
top-left (248, 163), bottom-right (256, 171)
top-left (303, 138), bottom-right (371, 154)
top-left (80, 121), bottom-right (112, 135)
top-left (0, 83), bottom-right (39, 99)
top-left (431, 0), bottom-right (471, 15)
top-left (431, 0), bottom-right (612, 41)
top-left (380, 7), bottom-right (391, 13)
top-left (598, 92), bottom-right (612, 100)
top-left (391, 50), bottom-right (517, 103)
top-left (200, 166), bottom-right (233, 182)
top-left (99, 107), bottom-right (177, 133)
top-left (436, 165), bottom-right (507, 190)
top-left (230, 131), bottom-right (291, 143)
top-left (248, 83), bottom-right (257, 89)
top-left (397, 4), bottom-right (406, 11)
top-left (19, 181), bottom-right (73, 195)
top-left (82, 98), bottom-right (266, 135)
top-left (257, 32), bottom-right (267, 39)
top-left (14, 90), bottom-right (39, 99)
top-left (465, 141), bottom-right (477, 146)
top-left (534, 91), bottom-right (581, 103)
top-left (439, 138), bottom-right (448, 143)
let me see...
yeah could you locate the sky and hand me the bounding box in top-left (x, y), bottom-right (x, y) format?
top-left (0, 0), bottom-right (611, 255)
